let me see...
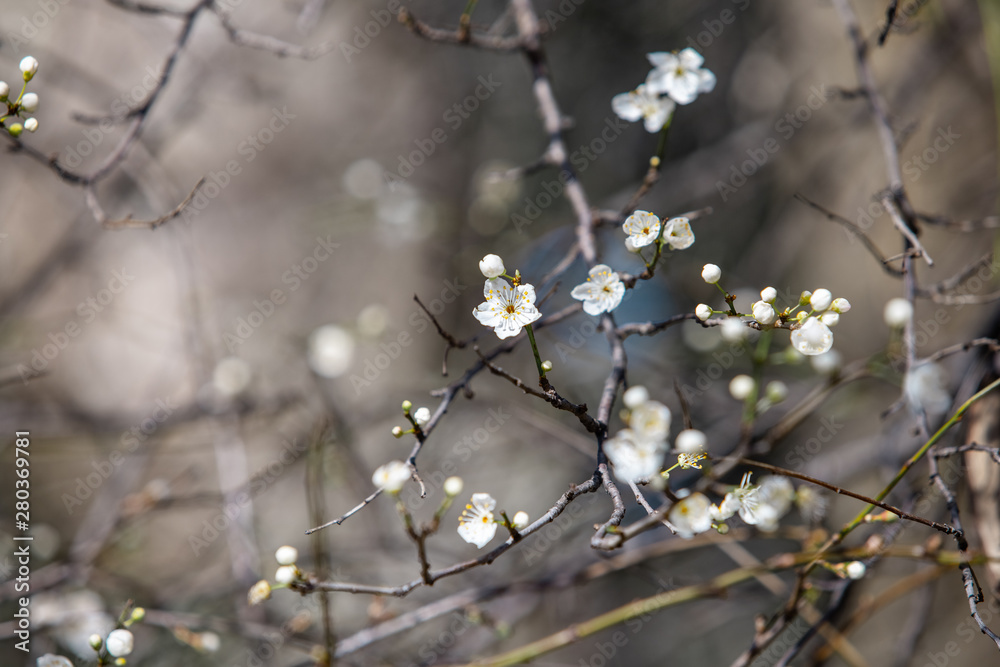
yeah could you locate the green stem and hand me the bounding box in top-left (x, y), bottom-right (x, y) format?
top-left (525, 323), bottom-right (546, 379)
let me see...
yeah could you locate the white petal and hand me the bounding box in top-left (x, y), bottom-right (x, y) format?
top-left (612, 93), bottom-right (644, 121)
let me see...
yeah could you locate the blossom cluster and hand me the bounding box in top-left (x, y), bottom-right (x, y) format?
top-left (622, 210), bottom-right (694, 254)
top-left (603, 386), bottom-right (674, 485)
top-left (472, 254), bottom-right (541, 340)
top-left (612, 48), bottom-right (716, 133)
top-left (457, 491), bottom-right (529, 549)
top-left (695, 265), bottom-right (851, 357)
top-left (2, 56), bottom-right (41, 137)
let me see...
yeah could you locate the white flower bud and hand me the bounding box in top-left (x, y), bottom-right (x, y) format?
top-left (0, 81), bottom-right (8, 100)
top-left (247, 579), bottom-right (272, 606)
top-left (701, 263), bottom-right (722, 284)
top-left (89, 634), bottom-right (104, 651)
top-left (720, 317), bottom-right (745, 342)
top-left (765, 381), bottom-right (788, 403)
top-left (541, 360), bottom-right (553, 372)
top-left (443, 476), bottom-right (464, 496)
top-left (413, 407), bottom-right (431, 427)
top-left (695, 303), bottom-right (712, 321)
top-left (884, 298), bottom-right (913, 328)
top-left (512, 511), bottom-right (529, 530)
top-left (479, 254), bottom-right (505, 278)
top-left (275, 545), bottom-right (298, 565)
top-left (200, 632), bottom-right (221, 652)
top-left (19, 56), bottom-right (39, 80)
top-left (105, 629), bottom-right (134, 658)
top-left (20, 92), bottom-right (38, 113)
top-left (809, 289), bottom-right (833, 312)
top-left (846, 561), bottom-right (866, 580)
top-left (820, 312), bottom-right (839, 327)
top-left (24, 117), bottom-right (38, 132)
top-left (760, 286), bottom-right (777, 303)
top-left (37, 655), bottom-right (74, 667)
top-left (752, 300), bottom-right (776, 326)
top-left (729, 375), bottom-right (755, 400)
top-left (675, 429), bottom-right (706, 453)
top-left (622, 385), bottom-right (649, 409)
top-left (275, 565), bottom-right (297, 585)
top-left (831, 297), bottom-right (851, 313)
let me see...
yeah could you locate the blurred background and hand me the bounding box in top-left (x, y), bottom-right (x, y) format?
top-left (1, 0), bottom-right (999, 665)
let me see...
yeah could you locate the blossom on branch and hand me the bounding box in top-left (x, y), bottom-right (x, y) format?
top-left (622, 210), bottom-right (662, 248)
top-left (571, 264), bottom-right (625, 315)
top-left (791, 317), bottom-right (833, 356)
top-left (458, 493), bottom-right (498, 548)
top-left (611, 84), bottom-right (675, 133)
top-left (472, 277), bottom-right (541, 339)
top-left (645, 48), bottom-right (716, 105)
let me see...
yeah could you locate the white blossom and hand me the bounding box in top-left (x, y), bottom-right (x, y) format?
top-left (668, 492), bottom-right (714, 538)
top-left (105, 629), bottom-right (134, 658)
top-left (20, 92), bottom-right (38, 113)
top-left (663, 217), bottom-right (694, 249)
top-left (479, 254), bottom-right (505, 279)
top-left (629, 400), bottom-right (671, 444)
top-left (695, 303), bottom-right (712, 321)
top-left (274, 565), bottom-right (297, 585)
top-left (24, 117), bottom-right (38, 132)
top-left (754, 476), bottom-right (795, 531)
top-left (904, 363), bottom-right (951, 416)
top-left (809, 289), bottom-right (833, 312)
top-left (443, 476), bottom-right (464, 496)
top-left (760, 286), bottom-right (777, 303)
top-left (512, 511), bottom-right (529, 530)
top-left (752, 300), bottom-right (776, 326)
top-left (674, 429), bottom-right (706, 453)
top-left (846, 561), bottom-right (866, 580)
top-left (729, 375), bottom-right (755, 400)
top-left (611, 84), bottom-right (676, 133)
top-left (622, 385), bottom-right (649, 409)
top-left (791, 317), bottom-right (833, 356)
top-left (458, 493), bottom-right (498, 548)
top-left (372, 460), bottom-right (410, 493)
top-left (473, 277), bottom-right (541, 340)
top-left (719, 472), bottom-right (760, 525)
top-left (701, 263), bottom-right (721, 284)
top-left (820, 312), bottom-right (839, 327)
top-left (720, 317), bottom-right (746, 342)
top-left (646, 48), bottom-right (716, 105)
top-left (413, 407), bottom-right (431, 427)
top-left (622, 210), bottom-right (661, 248)
top-left (308, 325), bottom-right (355, 378)
top-left (831, 297), bottom-right (851, 313)
top-left (19, 56), bottom-right (39, 79)
top-left (275, 546), bottom-right (298, 566)
top-left (0, 81), bottom-right (8, 99)
top-left (884, 298), bottom-right (913, 328)
top-left (570, 264), bottom-right (625, 315)
top-left (604, 429), bottom-right (665, 483)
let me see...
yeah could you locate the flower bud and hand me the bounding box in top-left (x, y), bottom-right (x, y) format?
top-left (831, 297), bottom-right (851, 313)
top-left (846, 561), bottom-right (866, 579)
top-left (8, 123), bottom-right (23, 137)
top-left (884, 298), bottom-right (912, 328)
top-left (444, 476), bottom-right (464, 496)
top-left (0, 81), bottom-right (8, 100)
top-left (479, 254), bottom-right (505, 279)
top-left (695, 303), bottom-right (712, 321)
top-left (752, 300), bottom-right (776, 326)
top-left (19, 56), bottom-right (38, 81)
top-left (675, 429), bottom-right (706, 453)
top-left (275, 565), bottom-right (297, 585)
top-left (275, 545), bottom-right (298, 565)
top-left (760, 286), bottom-right (777, 303)
top-left (765, 381), bottom-right (788, 404)
top-left (20, 92), bottom-right (38, 113)
top-left (89, 634), bottom-right (104, 651)
top-left (413, 407), bottom-right (430, 427)
top-left (247, 579), bottom-right (272, 606)
top-left (701, 263), bottom-right (722, 284)
top-left (391, 426), bottom-right (404, 438)
top-left (729, 375), bottom-right (755, 400)
top-left (24, 117), bottom-right (38, 132)
top-left (541, 360), bottom-right (553, 372)
top-left (401, 400), bottom-right (412, 412)
top-left (809, 289), bottom-right (833, 312)
top-left (512, 511), bottom-right (529, 530)
top-left (105, 629), bottom-right (134, 658)
top-left (622, 385), bottom-right (649, 409)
